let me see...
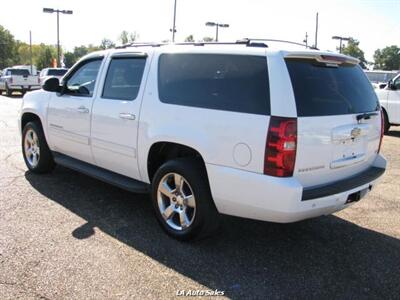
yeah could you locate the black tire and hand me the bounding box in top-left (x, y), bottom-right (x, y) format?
top-left (5, 83), bottom-right (12, 97)
top-left (151, 158), bottom-right (220, 241)
top-left (382, 109), bottom-right (390, 134)
top-left (22, 121), bottom-right (55, 173)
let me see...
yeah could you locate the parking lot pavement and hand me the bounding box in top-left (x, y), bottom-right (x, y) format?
top-left (0, 94), bottom-right (399, 299)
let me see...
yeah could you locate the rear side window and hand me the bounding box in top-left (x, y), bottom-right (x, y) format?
top-left (286, 59), bottom-right (379, 116)
top-left (102, 57), bottom-right (146, 100)
top-left (158, 54), bottom-right (270, 115)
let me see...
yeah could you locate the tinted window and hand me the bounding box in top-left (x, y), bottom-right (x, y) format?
top-left (102, 57), bottom-right (146, 100)
top-left (394, 76), bottom-right (400, 89)
top-left (47, 69), bottom-right (68, 76)
top-left (286, 59), bottom-right (380, 116)
top-left (158, 54), bottom-right (270, 115)
top-left (66, 59), bottom-right (102, 96)
top-left (9, 69), bottom-right (30, 76)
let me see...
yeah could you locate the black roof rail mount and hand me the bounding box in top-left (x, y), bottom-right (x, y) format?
top-left (240, 38), bottom-right (319, 50)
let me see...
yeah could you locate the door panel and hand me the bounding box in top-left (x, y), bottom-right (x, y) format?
top-left (48, 94), bottom-right (93, 162)
top-left (91, 54), bottom-right (149, 180)
top-left (47, 58), bottom-right (103, 163)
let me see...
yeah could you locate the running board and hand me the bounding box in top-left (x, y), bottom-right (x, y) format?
top-left (53, 152), bottom-right (149, 193)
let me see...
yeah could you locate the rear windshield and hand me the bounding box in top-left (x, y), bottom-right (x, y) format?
top-left (158, 53), bottom-right (270, 115)
top-left (285, 59), bottom-right (380, 117)
top-left (47, 69), bottom-right (68, 76)
top-left (9, 69), bottom-right (30, 76)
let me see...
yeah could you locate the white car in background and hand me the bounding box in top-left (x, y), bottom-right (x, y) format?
top-left (39, 68), bottom-right (68, 87)
top-left (376, 73), bottom-right (400, 133)
top-left (365, 70), bottom-right (399, 89)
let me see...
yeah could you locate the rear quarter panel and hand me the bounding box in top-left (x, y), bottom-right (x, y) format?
top-left (137, 50), bottom-right (270, 183)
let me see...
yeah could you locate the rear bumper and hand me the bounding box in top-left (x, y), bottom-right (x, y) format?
top-left (302, 166), bottom-right (385, 201)
top-left (206, 154), bottom-right (386, 223)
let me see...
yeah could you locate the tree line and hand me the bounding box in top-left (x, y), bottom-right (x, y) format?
top-left (0, 26), bottom-right (140, 69)
top-left (1, 24), bottom-right (399, 71)
top-left (339, 38), bottom-right (400, 70)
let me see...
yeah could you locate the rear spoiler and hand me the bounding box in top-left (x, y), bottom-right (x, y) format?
top-left (285, 53), bottom-right (360, 65)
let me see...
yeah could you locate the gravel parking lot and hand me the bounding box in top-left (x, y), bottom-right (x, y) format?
top-left (1, 94), bottom-right (399, 299)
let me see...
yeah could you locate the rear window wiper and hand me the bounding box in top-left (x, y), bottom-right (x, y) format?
top-left (356, 112), bottom-right (379, 121)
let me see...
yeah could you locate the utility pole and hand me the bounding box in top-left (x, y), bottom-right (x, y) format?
top-left (171, 0), bottom-right (177, 42)
top-left (57, 11), bottom-right (60, 67)
top-left (29, 31), bottom-right (33, 74)
top-left (314, 12), bottom-right (319, 49)
top-left (43, 8), bottom-right (73, 67)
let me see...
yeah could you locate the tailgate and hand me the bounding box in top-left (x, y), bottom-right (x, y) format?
top-left (11, 75), bottom-right (37, 86)
top-left (285, 54), bottom-right (381, 188)
top-left (295, 114), bottom-right (381, 187)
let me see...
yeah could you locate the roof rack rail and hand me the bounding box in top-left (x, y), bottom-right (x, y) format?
top-left (239, 38), bottom-right (319, 50)
top-left (173, 41), bottom-right (267, 47)
top-left (113, 38), bottom-right (317, 50)
top-left (115, 42), bottom-right (166, 49)
top-left (114, 40), bottom-right (268, 49)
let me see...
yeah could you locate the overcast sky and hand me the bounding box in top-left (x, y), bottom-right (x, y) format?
top-left (1, 0), bottom-right (399, 61)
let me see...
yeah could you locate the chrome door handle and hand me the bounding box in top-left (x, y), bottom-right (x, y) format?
top-left (77, 106), bottom-right (89, 113)
top-left (119, 113), bottom-right (136, 120)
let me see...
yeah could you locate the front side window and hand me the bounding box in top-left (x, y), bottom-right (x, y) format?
top-left (65, 59), bottom-right (102, 97)
top-left (102, 57), bottom-right (146, 100)
top-left (158, 53), bottom-right (270, 115)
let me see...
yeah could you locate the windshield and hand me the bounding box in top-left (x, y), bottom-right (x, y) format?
top-left (285, 59), bottom-right (380, 117)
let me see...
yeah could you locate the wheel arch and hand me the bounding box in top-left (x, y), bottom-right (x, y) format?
top-left (146, 141), bottom-right (208, 183)
top-left (21, 112), bottom-right (42, 133)
top-left (381, 106), bottom-right (390, 124)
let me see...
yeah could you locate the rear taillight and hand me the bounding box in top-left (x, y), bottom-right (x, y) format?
top-left (264, 116), bottom-right (297, 177)
top-left (378, 109), bottom-right (384, 153)
top-left (38, 77), bottom-right (40, 83)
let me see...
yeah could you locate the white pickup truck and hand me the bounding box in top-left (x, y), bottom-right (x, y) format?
top-left (19, 42), bottom-right (386, 240)
top-left (0, 68), bottom-right (40, 96)
top-left (376, 73), bottom-right (400, 133)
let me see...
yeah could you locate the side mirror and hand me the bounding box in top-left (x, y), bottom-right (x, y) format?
top-left (42, 77), bottom-right (61, 93)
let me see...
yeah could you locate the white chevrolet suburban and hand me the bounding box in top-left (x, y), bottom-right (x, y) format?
top-left (376, 73), bottom-right (400, 133)
top-left (19, 41), bottom-right (386, 240)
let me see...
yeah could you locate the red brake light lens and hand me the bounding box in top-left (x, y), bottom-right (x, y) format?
top-left (264, 116), bottom-right (297, 177)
